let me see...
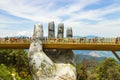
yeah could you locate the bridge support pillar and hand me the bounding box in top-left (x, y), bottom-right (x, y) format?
top-left (112, 51), bottom-right (120, 61)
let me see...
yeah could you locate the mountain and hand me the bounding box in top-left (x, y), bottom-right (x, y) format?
top-left (73, 35), bottom-right (98, 38)
top-left (4, 35), bottom-right (29, 38)
top-left (73, 50), bottom-right (120, 61)
top-left (75, 54), bottom-right (105, 63)
top-left (13, 35), bottom-right (29, 38)
top-left (73, 36), bottom-right (82, 38)
top-left (85, 35), bottom-right (98, 38)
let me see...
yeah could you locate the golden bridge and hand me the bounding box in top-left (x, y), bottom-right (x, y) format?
top-left (0, 38), bottom-right (120, 61)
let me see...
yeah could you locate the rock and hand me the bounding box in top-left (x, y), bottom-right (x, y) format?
top-left (32, 24), bottom-right (43, 39)
top-left (66, 27), bottom-right (73, 38)
top-left (57, 23), bottom-right (64, 38)
top-left (48, 21), bottom-right (55, 38)
top-left (45, 22), bottom-right (76, 80)
top-left (28, 24), bottom-right (56, 80)
top-left (28, 22), bottom-right (76, 80)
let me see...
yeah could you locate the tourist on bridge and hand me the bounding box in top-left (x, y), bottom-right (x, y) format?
top-left (115, 37), bottom-right (120, 44)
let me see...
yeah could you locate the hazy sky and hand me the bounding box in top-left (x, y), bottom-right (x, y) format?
top-left (0, 0), bottom-right (120, 37)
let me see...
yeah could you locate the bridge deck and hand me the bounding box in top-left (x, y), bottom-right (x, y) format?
top-left (0, 42), bottom-right (120, 51)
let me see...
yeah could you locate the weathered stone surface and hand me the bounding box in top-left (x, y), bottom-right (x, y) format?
top-left (45, 23), bottom-right (76, 80)
top-left (66, 27), bottom-right (73, 37)
top-left (28, 25), bottom-right (56, 80)
top-left (48, 21), bottom-right (55, 38)
top-left (57, 23), bottom-right (64, 38)
top-left (44, 49), bottom-right (76, 80)
top-left (28, 22), bottom-right (76, 80)
top-left (32, 24), bottom-right (43, 39)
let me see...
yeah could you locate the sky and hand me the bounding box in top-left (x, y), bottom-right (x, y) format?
top-left (0, 0), bottom-right (120, 37)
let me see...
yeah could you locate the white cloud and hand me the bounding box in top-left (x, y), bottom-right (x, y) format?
top-left (89, 51), bottom-right (101, 57)
top-left (0, 0), bottom-right (120, 37)
top-left (0, 30), bottom-right (32, 37)
top-left (89, 51), bottom-right (120, 60)
top-left (17, 31), bottom-right (32, 36)
top-left (65, 19), bottom-right (120, 37)
top-left (54, 0), bottom-right (100, 16)
top-left (63, 4), bottom-right (120, 22)
top-left (0, 0), bottom-right (61, 23)
top-left (94, 51), bottom-right (117, 58)
top-left (0, 0), bottom-right (100, 23)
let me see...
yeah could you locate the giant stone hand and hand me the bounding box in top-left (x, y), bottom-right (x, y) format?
top-left (28, 22), bottom-right (76, 80)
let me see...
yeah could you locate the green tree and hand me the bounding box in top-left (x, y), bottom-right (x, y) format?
top-left (0, 64), bottom-right (21, 80)
top-left (98, 58), bottom-right (120, 80)
top-left (0, 49), bottom-right (32, 80)
top-left (88, 58), bottom-right (120, 80)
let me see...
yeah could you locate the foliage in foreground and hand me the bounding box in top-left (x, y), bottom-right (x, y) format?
top-left (0, 64), bottom-right (21, 80)
top-left (0, 49), bottom-right (32, 80)
top-left (0, 49), bottom-right (120, 80)
top-left (77, 58), bottom-right (120, 80)
top-left (93, 58), bottom-right (120, 80)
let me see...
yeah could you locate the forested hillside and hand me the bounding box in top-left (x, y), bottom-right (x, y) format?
top-left (0, 49), bottom-right (120, 80)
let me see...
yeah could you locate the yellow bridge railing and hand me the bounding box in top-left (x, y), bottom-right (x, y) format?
top-left (0, 38), bottom-right (120, 61)
top-left (0, 38), bottom-right (120, 44)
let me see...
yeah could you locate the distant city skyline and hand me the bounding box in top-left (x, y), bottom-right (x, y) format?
top-left (0, 0), bottom-right (120, 37)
